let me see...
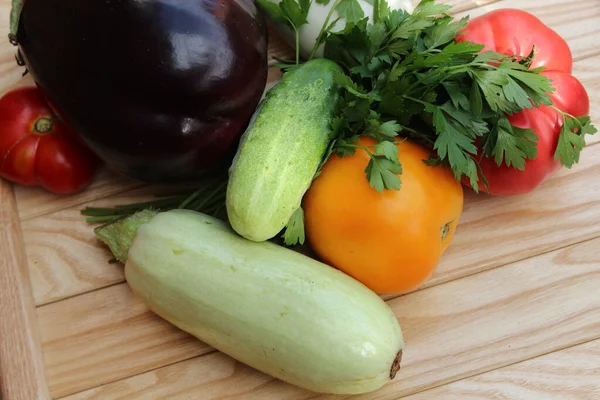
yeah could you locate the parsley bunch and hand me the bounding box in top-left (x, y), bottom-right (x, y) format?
top-left (259, 0), bottom-right (596, 194)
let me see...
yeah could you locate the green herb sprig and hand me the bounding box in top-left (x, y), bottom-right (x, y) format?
top-left (81, 175), bottom-right (228, 225)
top-left (316, 0), bottom-right (596, 193)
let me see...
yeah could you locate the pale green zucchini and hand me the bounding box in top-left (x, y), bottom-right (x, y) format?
top-left (96, 209), bottom-right (404, 395)
top-left (226, 59), bottom-right (343, 242)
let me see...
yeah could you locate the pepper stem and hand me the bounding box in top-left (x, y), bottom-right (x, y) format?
top-left (94, 210), bottom-right (158, 263)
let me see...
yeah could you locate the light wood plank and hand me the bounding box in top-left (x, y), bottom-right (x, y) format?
top-left (37, 284), bottom-right (211, 398)
top-left (62, 236), bottom-right (600, 399)
top-left (455, 0), bottom-right (600, 62)
top-left (0, 179), bottom-right (51, 400)
top-left (403, 339), bottom-right (600, 400)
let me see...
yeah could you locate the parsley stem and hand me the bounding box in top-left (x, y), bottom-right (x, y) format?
top-left (549, 105), bottom-right (588, 135)
top-left (397, 124), bottom-right (420, 135)
top-left (307, 0), bottom-right (343, 61)
top-left (550, 105), bottom-right (576, 122)
top-left (295, 29), bottom-right (300, 65)
top-left (402, 95), bottom-right (431, 106)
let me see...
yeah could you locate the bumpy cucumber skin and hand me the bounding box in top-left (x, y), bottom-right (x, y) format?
top-left (226, 59), bottom-right (343, 242)
top-left (126, 210), bottom-right (404, 395)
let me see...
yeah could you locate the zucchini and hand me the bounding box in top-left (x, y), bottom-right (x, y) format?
top-left (226, 59), bottom-right (343, 242)
top-left (96, 209), bottom-right (404, 395)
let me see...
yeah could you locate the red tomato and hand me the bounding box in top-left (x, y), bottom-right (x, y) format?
top-left (0, 87), bottom-right (100, 194)
top-left (457, 9), bottom-right (590, 195)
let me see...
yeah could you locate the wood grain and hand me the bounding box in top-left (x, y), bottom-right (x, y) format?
top-left (63, 236), bottom-right (600, 399)
top-left (37, 284), bottom-right (212, 398)
top-left (403, 339), bottom-right (600, 400)
top-left (0, 180), bottom-right (51, 400)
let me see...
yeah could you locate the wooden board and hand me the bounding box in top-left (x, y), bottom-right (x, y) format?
top-left (2, 0), bottom-right (600, 398)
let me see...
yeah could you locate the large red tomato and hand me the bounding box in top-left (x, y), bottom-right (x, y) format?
top-left (457, 9), bottom-right (590, 196)
top-left (0, 87), bottom-right (100, 194)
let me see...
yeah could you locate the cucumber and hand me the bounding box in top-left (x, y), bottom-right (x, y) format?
top-left (96, 209), bottom-right (404, 395)
top-left (226, 59), bottom-right (343, 242)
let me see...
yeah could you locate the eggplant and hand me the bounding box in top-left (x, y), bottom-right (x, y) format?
top-left (15, 0), bottom-right (268, 182)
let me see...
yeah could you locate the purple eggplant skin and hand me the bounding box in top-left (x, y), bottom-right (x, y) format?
top-left (16, 0), bottom-right (268, 183)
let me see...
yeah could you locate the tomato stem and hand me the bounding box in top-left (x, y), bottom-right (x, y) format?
top-left (33, 117), bottom-right (54, 134)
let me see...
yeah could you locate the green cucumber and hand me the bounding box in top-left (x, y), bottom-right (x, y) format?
top-left (226, 59), bottom-right (343, 242)
top-left (96, 209), bottom-right (404, 395)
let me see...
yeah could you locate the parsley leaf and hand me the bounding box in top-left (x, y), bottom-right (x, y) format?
top-left (554, 115), bottom-right (598, 168)
top-left (374, 140), bottom-right (400, 160)
top-left (373, 0), bottom-right (390, 22)
top-left (336, 0), bottom-right (365, 23)
top-left (280, 0), bottom-right (309, 27)
top-left (412, 0), bottom-right (452, 17)
top-left (424, 16), bottom-right (469, 49)
top-left (469, 79), bottom-right (483, 116)
top-left (504, 68), bottom-right (554, 107)
top-left (365, 155), bottom-right (402, 191)
top-left (392, 18), bottom-right (435, 40)
top-left (282, 207), bottom-right (306, 246)
top-left (428, 104), bottom-right (480, 188)
top-left (489, 117), bottom-right (538, 170)
top-left (443, 81), bottom-right (470, 110)
top-left (256, 0), bottom-right (288, 23)
top-left (257, 0), bottom-right (310, 65)
top-left (379, 120), bottom-right (402, 137)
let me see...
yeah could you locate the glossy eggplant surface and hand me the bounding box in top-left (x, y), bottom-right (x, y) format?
top-left (17, 0), bottom-right (268, 182)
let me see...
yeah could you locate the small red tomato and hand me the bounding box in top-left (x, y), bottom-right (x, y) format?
top-left (0, 86), bottom-right (100, 194)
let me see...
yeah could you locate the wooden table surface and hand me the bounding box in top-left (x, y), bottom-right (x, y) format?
top-left (1, 0), bottom-right (600, 399)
